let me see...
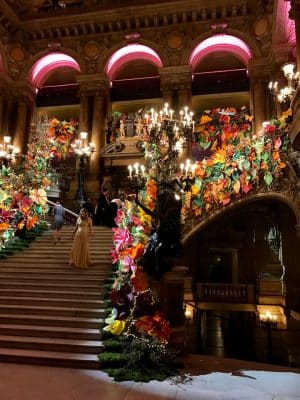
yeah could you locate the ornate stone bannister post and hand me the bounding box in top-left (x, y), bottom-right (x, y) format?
top-left (152, 265), bottom-right (188, 351)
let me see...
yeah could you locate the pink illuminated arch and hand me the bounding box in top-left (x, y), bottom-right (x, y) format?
top-left (29, 52), bottom-right (80, 87)
top-left (189, 34), bottom-right (252, 69)
top-left (105, 44), bottom-right (163, 80)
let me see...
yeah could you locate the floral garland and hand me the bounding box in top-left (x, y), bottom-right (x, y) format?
top-left (0, 119), bottom-right (78, 249)
top-left (104, 179), bottom-right (171, 344)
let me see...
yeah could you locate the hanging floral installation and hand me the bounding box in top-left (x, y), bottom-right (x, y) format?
top-left (45, 118), bottom-right (78, 160)
top-left (181, 107), bottom-right (290, 221)
top-left (0, 118), bottom-right (79, 250)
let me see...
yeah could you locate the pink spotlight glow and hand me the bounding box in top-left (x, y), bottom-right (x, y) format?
top-left (30, 52), bottom-right (80, 87)
top-left (189, 34), bottom-right (252, 68)
top-left (106, 44), bottom-right (163, 80)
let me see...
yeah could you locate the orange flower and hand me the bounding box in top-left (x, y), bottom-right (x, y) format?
top-left (26, 215), bottom-right (39, 230)
top-left (147, 179), bottom-right (157, 199)
top-left (131, 267), bottom-right (149, 292)
top-left (0, 222), bottom-right (10, 232)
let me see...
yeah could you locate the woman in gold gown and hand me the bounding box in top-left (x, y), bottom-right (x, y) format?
top-left (70, 209), bottom-right (93, 268)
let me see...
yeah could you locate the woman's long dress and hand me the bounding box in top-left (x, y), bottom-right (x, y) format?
top-left (69, 217), bottom-right (92, 268)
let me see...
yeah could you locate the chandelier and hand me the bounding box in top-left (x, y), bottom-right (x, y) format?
top-left (0, 136), bottom-right (19, 165)
top-left (128, 103), bottom-right (197, 191)
top-left (269, 62), bottom-right (299, 108)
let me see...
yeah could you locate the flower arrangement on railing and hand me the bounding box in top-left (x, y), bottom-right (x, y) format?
top-left (0, 126), bottom-right (59, 249)
top-left (181, 108), bottom-right (290, 220)
top-left (46, 118), bottom-right (79, 160)
top-left (101, 178), bottom-right (177, 381)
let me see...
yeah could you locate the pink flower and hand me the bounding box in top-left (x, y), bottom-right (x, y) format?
top-left (120, 255), bottom-right (136, 273)
top-left (113, 228), bottom-right (133, 251)
top-left (110, 249), bottom-right (120, 264)
top-left (115, 209), bottom-right (125, 225)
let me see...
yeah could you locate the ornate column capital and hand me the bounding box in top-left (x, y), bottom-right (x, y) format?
top-left (11, 81), bottom-right (36, 104)
top-left (159, 65), bottom-right (192, 91)
top-left (76, 73), bottom-right (110, 97)
top-left (248, 58), bottom-right (271, 80)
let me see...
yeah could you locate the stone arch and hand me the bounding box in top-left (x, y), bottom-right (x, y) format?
top-left (183, 192), bottom-right (300, 245)
top-left (182, 30), bottom-right (261, 69)
top-left (102, 41), bottom-right (166, 80)
top-left (21, 49), bottom-right (84, 88)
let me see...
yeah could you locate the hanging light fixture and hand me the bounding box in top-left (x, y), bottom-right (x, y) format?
top-left (0, 136), bottom-right (19, 165)
top-left (269, 62), bottom-right (299, 108)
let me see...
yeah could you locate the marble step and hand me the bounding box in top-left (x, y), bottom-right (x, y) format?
top-left (0, 304), bottom-right (105, 318)
top-left (0, 323), bottom-right (101, 340)
top-left (0, 335), bottom-right (103, 354)
top-left (0, 296), bottom-right (105, 309)
top-left (0, 289), bottom-right (103, 300)
top-left (0, 347), bottom-right (100, 369)
top-left (0, 313), bottom-right (103, 329)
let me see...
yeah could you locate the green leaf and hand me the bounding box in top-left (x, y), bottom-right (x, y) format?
top-left (242, 160), bottom-right (251, 171)
top-left (264, 172), bottom-right (273, 186)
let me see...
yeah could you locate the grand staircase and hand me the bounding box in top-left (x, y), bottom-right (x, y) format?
top-left (0, 225), bottom-right (113, 369)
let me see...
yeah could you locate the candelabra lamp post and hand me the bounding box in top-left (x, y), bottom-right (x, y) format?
top-left (259, 310), bottom-right (278, 363)
top-left (72, 131), bottom-right (95, 208)
top-left (0, 136), bottom-right (19, 167)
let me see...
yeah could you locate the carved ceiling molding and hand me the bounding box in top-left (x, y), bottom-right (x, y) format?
top-left (0, 1), bottom-right (251, 43)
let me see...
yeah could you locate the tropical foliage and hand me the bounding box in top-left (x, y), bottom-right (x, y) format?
top-left (181, 108), bottom-right (289, 219)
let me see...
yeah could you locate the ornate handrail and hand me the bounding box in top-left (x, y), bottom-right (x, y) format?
top-left (47, 199), bottom-right (78, 225)
top-left (196, 283), bottom-right (255, 304)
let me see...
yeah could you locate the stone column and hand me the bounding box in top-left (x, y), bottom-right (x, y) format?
top-left (78, 90), bottom-right (89, 133)
top-left (2, 94), bottom-right (14, 137)
top-left (76, 73), bottom-right (110, 197)
top-left (289, 1), bottom-right (300, 73)
top-left (159, 65), bottom-right (192, 110)
top-left (13, 84), bottom-right (35, 154)
top-left (248, 60), bottom-right (270, 135)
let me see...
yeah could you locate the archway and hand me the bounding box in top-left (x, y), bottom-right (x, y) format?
top-left (188, 34), bottom-right (252, 111)
top-left (183, 197), bottom-right (299, 364)
top-left (29, 52), bottom-right (81, 88)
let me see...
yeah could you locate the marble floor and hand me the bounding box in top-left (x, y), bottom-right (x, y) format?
top-left (0, 355), bottom-right (300, 400)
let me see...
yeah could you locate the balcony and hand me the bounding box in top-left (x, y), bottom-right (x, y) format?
top-left (195, 283), bottom-right (256, 311)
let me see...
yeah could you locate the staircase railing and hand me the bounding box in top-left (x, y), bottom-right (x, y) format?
top-left (47, 199), bottom-right (78, 225)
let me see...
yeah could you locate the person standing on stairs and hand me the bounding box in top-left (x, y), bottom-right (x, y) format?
top-left (69, 208), bottom-right (93, 268)
top-left (52, 199), bottom-right (65, 244)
